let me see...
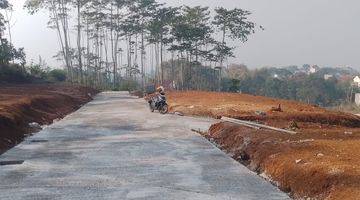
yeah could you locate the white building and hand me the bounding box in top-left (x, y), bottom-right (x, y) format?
top-left (324, 74), bottom-right (333, 80)
top-left (354, 76), bottom-right (360, 87)
top-left (309, 65), bottom-right (319, 74)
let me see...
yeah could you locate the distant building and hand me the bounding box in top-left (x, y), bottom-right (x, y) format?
top-left (309, 65), bottom-right (320, 74)
top-left (354, 76), bottom-right (360, 87)
top-left (324, 74), bottom-right (334, 80)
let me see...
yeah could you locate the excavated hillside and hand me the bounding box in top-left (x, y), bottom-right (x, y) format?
top-left (0, 84), bottom-right (98, 154)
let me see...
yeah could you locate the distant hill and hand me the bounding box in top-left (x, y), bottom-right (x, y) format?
top-left (277, 65), bottom-right (359, 79)
top-left (316, 67), bottom-right (359, 77)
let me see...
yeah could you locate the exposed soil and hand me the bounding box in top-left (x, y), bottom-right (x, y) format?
top-left (0, 84), bottom-right (98, 154)
top-left (167, 91), bottom-right (360, 199)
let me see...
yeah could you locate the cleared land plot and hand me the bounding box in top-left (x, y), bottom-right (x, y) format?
top-left (168, 91), bottom-right (360, 199)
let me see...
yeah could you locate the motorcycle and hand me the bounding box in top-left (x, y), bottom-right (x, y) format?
top-left (148, 95), bottom-right (168, 114)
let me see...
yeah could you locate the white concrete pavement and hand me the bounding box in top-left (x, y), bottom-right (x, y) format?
top-left (0, 92), bottom-right (289, 200)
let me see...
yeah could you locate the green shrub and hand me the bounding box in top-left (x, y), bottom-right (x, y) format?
top-left (117, 79), bottom-right (139, 91)
top-left (0, 64), bottom-right (30, 83)
top-left (0, 64), bottom-right (68, 83)
top-left (28, 64), bottom-right (47, 79)
top-left (48, 69), bottom-right (66, 82)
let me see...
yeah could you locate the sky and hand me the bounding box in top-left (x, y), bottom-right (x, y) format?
top-left (7, 0), bottom-right (360, 69)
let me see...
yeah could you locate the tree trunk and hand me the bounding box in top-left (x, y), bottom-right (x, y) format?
top-left (59, 0), bottom-right (72, 82)
top-left (171, 51), bottom-right (174, 87)
top-left (51, 2), bottom-right (69, 81)
top-left (160, 37), bottom-right (164, 84)
top-left (110, 3), bottom-right (116, 89)
top-left (96, 26), bottom-right (100, 87)
top-left (220, 25), bottom-right (226, 68)
top-left (115, 6), bottom-right (121, 85)
top-left (76, 0), bottom-right (83, 84)
top-left (141, 31), bottom-right (145, 90)
top-left (99, 28), bottom-right (104, 87)
top-left (155, 43), bottom-right (159, 84)
top-left (86, 17), bottom-right (90, 86)
top-left (127, 35), bottom-right (132, 78)
top-left (104, 29), bottom-right (110, 87)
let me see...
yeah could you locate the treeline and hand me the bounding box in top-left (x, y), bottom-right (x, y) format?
top-left (0, 64), bottom-right (67, 83)
top-left (0, 1), bottom-right (65, 84)
top-left (0, 1), bottom-right (26, 66)
top-left (221, 66), bottom-right (356, 107)
top-left (24, 0), bottom-right (260, 90)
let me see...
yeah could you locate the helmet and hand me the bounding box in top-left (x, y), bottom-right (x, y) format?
top-left (156, 86), bottom-right (165, 93)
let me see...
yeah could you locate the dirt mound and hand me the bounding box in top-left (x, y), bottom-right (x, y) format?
top-left (0, 84), bottom-right (98, 154)
top-left (168, 91), bottom-right (360, 199)
top-left (207, 122), bottom-right (360, 199)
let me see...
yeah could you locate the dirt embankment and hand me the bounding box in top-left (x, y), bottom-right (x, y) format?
top-left (0, 84), bottom-right (98, 154)
top-left (168, 91), bottom-right (360, 199)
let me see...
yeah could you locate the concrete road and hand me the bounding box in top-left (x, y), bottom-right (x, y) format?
top-left (0, 92), bottom-right (289, 200)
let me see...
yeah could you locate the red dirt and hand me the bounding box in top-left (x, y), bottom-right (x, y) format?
top-left (168, 91), bottom-right (360, 200)
top-left (0, 84), bottom-right (98, 154)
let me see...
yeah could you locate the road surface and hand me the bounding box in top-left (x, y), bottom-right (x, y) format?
top-left (0, 92), bottom-right (289, 200)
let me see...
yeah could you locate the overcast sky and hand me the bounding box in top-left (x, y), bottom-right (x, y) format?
top-left (8, 0), bottom-right (360, 69)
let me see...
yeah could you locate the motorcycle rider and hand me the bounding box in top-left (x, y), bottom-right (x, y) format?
top-left (155, 86), bottom-right (166, 105)
top-left (147, 85), bottom-right (168, 114)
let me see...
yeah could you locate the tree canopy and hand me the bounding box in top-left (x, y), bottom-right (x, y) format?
top-left (24, 0), bottom-right (260, 90)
